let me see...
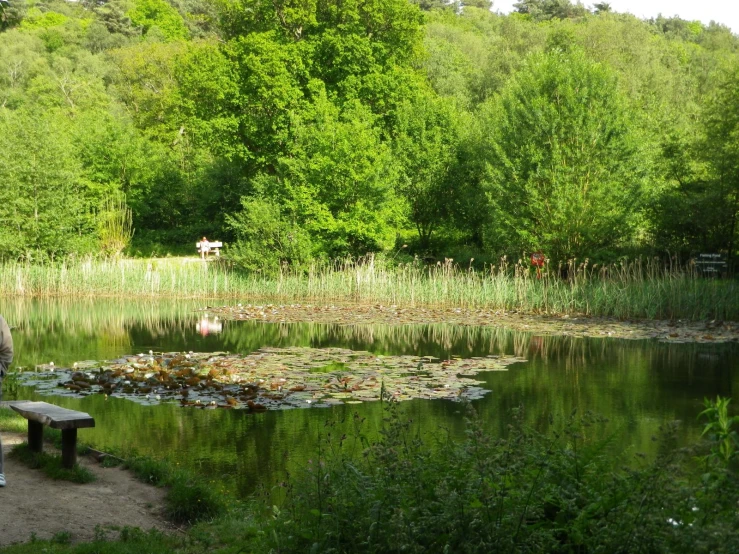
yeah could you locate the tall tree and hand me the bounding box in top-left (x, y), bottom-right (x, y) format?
top-left (701, 68), bottom-right (739, 259)
top-left (0, 110), bottom-right (94, 259)
top-left (513, 0), bottom-right (587, 22)
top-left (484, 49), bottom-right (650, 260)
top-left (393, 90), bottom-right (459, 248)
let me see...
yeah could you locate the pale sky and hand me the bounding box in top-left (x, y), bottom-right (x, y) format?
top-left (494, 1), bottom-right (739, 34)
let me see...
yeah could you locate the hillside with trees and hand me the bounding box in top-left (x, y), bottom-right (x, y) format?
top-left (0, 0), bottom-right (737, 270)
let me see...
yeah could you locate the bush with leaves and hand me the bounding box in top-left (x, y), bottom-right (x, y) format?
top-left (226, 196), bottom-right (312, 275)
top-left (256, 399), bottom-right (739, 553)
top-left (483, 47), bottom-right (651, 261)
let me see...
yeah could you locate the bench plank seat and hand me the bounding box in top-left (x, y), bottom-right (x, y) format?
top-left (195, 241), bottom-right (222, 249)
top-left (10, 401), bottom-right (95, 430)
top-left (10, 401), bottom-right (95, 468)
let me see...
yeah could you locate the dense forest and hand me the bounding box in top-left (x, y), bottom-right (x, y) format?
top-left (0, 0), bottom-right (737, 270)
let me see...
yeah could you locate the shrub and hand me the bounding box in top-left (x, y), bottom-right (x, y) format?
top-left (257, 400), bottom-right (739, 553)
top-left (226, 197), bottom-right (312, 275)
top-left (165, 476), bottom-right (225, 525)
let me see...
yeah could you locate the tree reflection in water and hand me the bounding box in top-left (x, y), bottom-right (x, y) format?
top-left (1, 297), bottom-right (737, 498)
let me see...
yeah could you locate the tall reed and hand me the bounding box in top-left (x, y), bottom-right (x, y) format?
top-left (0, 256), bottom-right (735, 320)
top-left (0, 258), bottom-right (244, 298)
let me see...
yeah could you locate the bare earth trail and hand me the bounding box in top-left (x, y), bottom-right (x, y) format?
top-left (0, 431), bottom-right (175, 548)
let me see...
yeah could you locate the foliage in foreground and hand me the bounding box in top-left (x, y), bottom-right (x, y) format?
top-left (0, 528), bottom-right (182, 554)
top-left (117, 450), bottom-right (226, 524)
top-left (0, 398), bottom-right (738, 554)
top-left (256, 400), bottom-right (739, 554)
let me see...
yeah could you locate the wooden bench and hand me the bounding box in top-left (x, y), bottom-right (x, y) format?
top-left (196, 240), bottom-right (222, 258)
top-left (10, 401), bottom-right (95, 469)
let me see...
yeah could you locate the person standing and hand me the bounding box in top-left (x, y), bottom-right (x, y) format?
top-left (0, 315), bottom-right (13, 487)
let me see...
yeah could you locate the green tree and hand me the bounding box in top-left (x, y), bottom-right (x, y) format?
top-left (0, 0), bottom-right (10, 29)
top-left (513, 0), bottom-right (587, 22)
top-left (93, 0), bottom-right (139, 38)
top-left (225, 32), bottom-right (306, 172)
top-left (226, 196), bottom-right (312, 273)
top-left (484, 49), bottom-right (650, 260)
top-left (275, 93), bottom-right (401, 257)
top-left (393, 91), bottom-right (459, 248)
top-left (128, 0), bottom-right (189, 40)
top-left (464, 0), bottom-right (492, 9)
top-left (411, 0), bottom-right (451, 11)
top-left (209, 0), bottom-right (425, 257)
top-left (698, 68), bottom-right (739, 258)
top-left (0, 110), bottom-right (95, 259)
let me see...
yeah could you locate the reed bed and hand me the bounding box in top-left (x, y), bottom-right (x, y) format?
top-left (0, 256), bottom-right (736, 320)
top-left (0, 258), bottom-right (245, 298)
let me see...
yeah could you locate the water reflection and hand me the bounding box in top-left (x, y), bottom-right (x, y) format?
top-left (196, 315), bottom-right (223, 337)
top-left (1, 297), bottom-right (738, 497)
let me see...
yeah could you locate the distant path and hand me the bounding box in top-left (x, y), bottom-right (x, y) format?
top-left (0, 431), bottom-right (175, 548)
top-left (205, 304), bottom-right (739, 343)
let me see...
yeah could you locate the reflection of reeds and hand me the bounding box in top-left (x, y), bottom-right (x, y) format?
top-left (0, 297), bottom-right (207, 368)
top-left (0, 297), bottom-right (202, 335)
top-left (0, 256), bottom-right (735, 320)
top-left (0, 296), bottom-right (615, 365)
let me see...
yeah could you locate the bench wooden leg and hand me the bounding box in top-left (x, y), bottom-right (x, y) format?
top-left (28, 420), bottom-right (44, 453)
top-left (61, 429), bottom-right (78, 469)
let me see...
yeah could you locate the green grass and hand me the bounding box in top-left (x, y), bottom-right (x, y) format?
top-left (113, 451), bottom-right (227, 525)
top-left (9, 443), bottom-right (95, 483)
top-left (0, 258), bottom-right (243, 298)
top-left (0, 405), bottom-right (27, 433)
top-left (0, 528), bottom-right (182, 554)
top-left (0, 255), bottom-right (736, 320)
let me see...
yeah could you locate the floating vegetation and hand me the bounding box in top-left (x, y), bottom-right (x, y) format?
top-left (203, 304), bottom-right (739, 343)
top-left (18, 348), bottom-right (525, 411)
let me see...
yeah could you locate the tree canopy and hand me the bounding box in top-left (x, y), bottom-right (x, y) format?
top-left (0, 0), bottom-right (738, 267)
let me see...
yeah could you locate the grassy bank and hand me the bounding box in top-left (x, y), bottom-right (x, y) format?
top-left (1, 398), bottom-right (738, 554)
top-left (10, 444), bottom-right (95, 484)
top-left (0, 257), bottom-right (736, 320)
top-left (0, 406), bottom-right (226, 526)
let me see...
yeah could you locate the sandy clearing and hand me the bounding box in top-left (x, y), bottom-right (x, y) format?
top-left (0, 431), bottom-right (177, 548)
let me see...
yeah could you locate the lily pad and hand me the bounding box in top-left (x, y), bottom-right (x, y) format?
top-left (203, 304), bottom-right (739, 344)
top-left (17, 347), bottom-right (526, 412)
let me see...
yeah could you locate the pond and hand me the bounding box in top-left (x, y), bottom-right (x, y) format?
top-left (1, 297), bottom-right (737, 498)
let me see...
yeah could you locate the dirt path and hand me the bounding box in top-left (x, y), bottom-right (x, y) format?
top-left (0, 431), bottom-right (176, 548)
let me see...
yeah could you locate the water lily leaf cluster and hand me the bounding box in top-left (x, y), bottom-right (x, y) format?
top-left (18, 348), bottom-right (525, 410)
top-left (205, 304), bottom-right (739, 343)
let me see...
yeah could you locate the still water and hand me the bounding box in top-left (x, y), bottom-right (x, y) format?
top-left (1, 298), bottom-right (737, 497)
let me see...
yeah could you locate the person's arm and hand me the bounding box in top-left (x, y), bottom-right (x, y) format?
top-left (0, 316), bottom-right (13, 377)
